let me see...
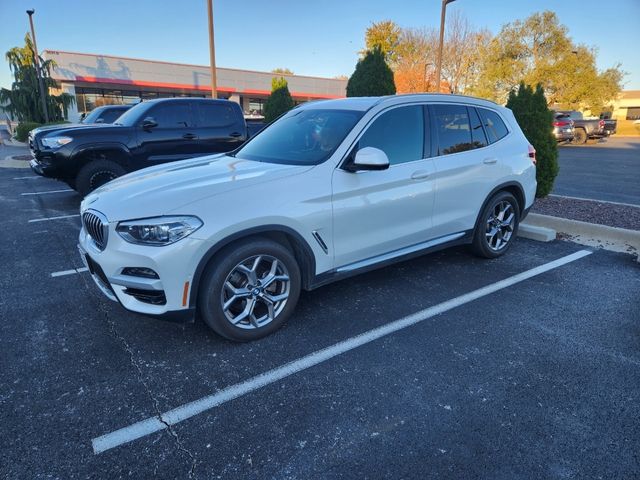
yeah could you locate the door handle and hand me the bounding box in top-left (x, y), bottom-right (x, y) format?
top-left (229, 132), bottom-right (243, 138)
top-left (411, 171), bottom-right (431, 180)
top-left (483, 157), bottom-right (498, 164)
top-left (182, 133), bottom-right (197, 140)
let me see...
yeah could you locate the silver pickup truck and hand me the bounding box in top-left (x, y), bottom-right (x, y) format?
top-left (555, 110), bottom-right (609, 144)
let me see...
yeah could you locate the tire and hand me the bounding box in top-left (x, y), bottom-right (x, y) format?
top-left (75, 159), bottom-right (127, 196)
top-left (471, 191), bottom-right (520, 259)
top-left (198, 237), bottom-right (301, 342)
top-left (573, 128), bottom-right (587, 144)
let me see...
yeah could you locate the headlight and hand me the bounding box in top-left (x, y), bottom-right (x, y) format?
top-left (41, 136), bottom-right (73, 149)
top-left (116, 216), bottom-right (203, 246)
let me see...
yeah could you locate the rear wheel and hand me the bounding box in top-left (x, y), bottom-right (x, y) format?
top-left (75, 159), bottom-right (126, 196)
top-left (472, 191), bottom-right (520, 259)
top-left (198, 238), bottom-right (301, 342)
top-left (573, 128), bottom-right (587, 144)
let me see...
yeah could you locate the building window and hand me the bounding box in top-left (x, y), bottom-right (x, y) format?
top-left (626, 107), bottom-right (640, 120)
top-left (74, 87), bottom-right (209, 113)
top-left (248, 98), bottom-right (265, 116)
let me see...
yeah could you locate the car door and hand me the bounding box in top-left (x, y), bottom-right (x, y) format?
top-left (194, 101), bottom-right (246, 155)
top-left (332, 104), bottom-right (436, 269)
top-left (428, 103), bottom-right (497, 238)
top-left (136, 100), bottom-right (199, 167)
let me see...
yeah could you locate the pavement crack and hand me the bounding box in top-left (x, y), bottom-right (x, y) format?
top-left (99, 302), bottom-right (199, 478)
top-left (32, 187), bottom-right (199, 477)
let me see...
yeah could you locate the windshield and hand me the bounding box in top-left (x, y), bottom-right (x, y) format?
top-left (234, 109), bottom-right (364, 165)
top-left (81, 107), bottom-right (105, 124)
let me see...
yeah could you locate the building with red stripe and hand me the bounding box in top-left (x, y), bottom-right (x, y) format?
top-left (43, 50), bottom-right (347, 122)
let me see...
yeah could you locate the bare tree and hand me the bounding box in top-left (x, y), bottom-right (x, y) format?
top-left (441, 11), bottom-right (491, 94)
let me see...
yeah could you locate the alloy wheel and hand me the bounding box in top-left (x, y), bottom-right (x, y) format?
top-left (220, 255), bottom-right (290, 329)
top-left (485, 200), bottom-right (515, 251)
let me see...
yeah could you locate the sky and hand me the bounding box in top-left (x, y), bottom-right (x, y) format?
top-left (1, 0), bottom-right (639, 90)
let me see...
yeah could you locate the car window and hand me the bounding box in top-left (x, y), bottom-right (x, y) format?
top-left (100, 108), bottom-right (127, 124)
top-left (433, 104), bottom-right (477, 155)
top-left (359, 105), bottom-right (424, 165)
top-left (478, 108), bottom-right (509, 144)
top-left (147, 102), bottom-right (193, 128)
top-left (196, 102), bottom-right (238, 128)
top-left (469, 107), bottom-right (488, 148)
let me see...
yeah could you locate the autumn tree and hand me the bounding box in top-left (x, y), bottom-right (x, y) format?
top-left (0, 34), bottom-right (74, 123)
top-left (271, 68), bottom-right (294, 75)
top-left (263, 77), bottom-right (294, 123)
top-left (393, 27), bottom-right (437, 93)
top-left (471, 11), bottom-right (623, 110)
top-left (346, 47), bottom-right (396, 97)
top-left (363, 20), bottom-right (401, 65)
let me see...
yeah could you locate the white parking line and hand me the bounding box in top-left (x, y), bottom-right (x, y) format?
top-left (29, 214), bottom-right (80, 223)
top-left (50, 267), bottom-right (88, 278)
top-left (13, 176), bottom-right (42, 180)
top-left (21, 189), bottom-right (74, 196)
top-left (91, 249), bottom-right (593, 454)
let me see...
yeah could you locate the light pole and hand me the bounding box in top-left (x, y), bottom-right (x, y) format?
top-left (207, 0), bottom-right (217, 98)
top-left (435, 0), bottom-right (456, 93)
top-left (26, 9), bottom-right (49, 123)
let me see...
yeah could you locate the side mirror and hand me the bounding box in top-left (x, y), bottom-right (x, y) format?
top-left (142, 117), bottom-right (158, 129)
top-left (346, 147), bottom-right (390, 172)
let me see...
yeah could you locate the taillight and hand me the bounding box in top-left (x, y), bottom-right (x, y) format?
top-left (528, 145), bottom-right (536, 165)
top-left (599, 119), bottom-right (605, 128)
top-left (553, 120), bottom-right (570, 127)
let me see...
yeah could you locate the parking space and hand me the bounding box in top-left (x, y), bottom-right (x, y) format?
top-left (555, 137), bottom-right (640, 205)
top-left (1, 166), bottom-right (639, 479)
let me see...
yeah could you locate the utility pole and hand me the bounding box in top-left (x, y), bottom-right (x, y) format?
top-left (26, 9), bottom-right (49, 123)
top-left (207, 0), bottom-right (217, 98)
top-left (435, 0), bottom-right (456, 93)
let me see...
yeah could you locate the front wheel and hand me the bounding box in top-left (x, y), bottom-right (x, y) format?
top-left (198, 238), bottom-right (301, 342)
top-left (75, 159), bottom-right (127, 196)
top-left (471, 191), bottom-right (520, 259)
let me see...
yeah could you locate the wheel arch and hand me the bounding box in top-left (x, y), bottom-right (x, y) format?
top-left (189, 225), bottom-right (317, 308)
top-left (472, 181), bottom-right (526, 238)
top-left (71, 143), bottom-right (132, 169)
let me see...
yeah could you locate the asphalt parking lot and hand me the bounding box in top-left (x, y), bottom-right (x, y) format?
top-left (1, 167), bottom-right (639, 479)
top-left (555, 136), bottom-right (640, 205)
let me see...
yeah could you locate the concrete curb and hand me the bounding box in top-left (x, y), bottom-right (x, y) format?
top-left (1, 139), bottom-right (28, 147)
top-left (524, 213), bottom-right (640, 261)
top-left (518, 223), bottom-right (556, 242)
top-left (0, 156), bottom-right (30, 169)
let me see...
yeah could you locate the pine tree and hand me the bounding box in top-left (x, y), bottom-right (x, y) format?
top-left (346, 47), bottom-right (396, 97)
top-left (263, 77), bottom-right (295, 124)
top-left (506, 83), bottom-right (559, 197)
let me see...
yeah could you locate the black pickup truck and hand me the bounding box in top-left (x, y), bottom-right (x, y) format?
top-left (29, 98), bottom-right (249, 195)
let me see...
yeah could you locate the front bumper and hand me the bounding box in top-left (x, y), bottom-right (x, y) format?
top-left (78, 220), bottom-right (207, 323)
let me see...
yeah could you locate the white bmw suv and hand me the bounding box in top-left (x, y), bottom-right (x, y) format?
top-left (79, 94), bottom-right (536, 341)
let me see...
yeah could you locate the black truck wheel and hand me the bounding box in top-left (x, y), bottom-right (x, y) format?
top-left (573, 128), bottom-right (587, 144)
top-left (75, 160), bottom-right (127, 196)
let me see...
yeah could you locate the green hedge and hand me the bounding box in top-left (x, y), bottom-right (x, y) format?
top-left (14, 122), bottom-right (41, 142)
top-left (14, 121), bottom-right (69, 142)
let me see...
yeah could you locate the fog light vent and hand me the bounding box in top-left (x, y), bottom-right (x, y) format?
top-left (121, 267), bottom-right (159, 279)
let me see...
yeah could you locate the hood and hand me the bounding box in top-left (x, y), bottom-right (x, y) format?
top-left (35, 123), bottom-right (122, 138)
top-left (32, 123), bottom-right (80, 136)
top-left (82, 154), bottom-right (312, 221)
